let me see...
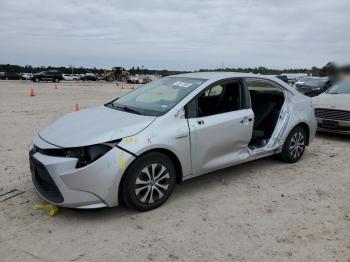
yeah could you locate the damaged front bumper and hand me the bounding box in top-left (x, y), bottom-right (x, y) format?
top-left (29, 136), bottom-right (135, 209)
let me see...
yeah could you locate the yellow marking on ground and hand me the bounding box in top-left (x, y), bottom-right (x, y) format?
top-left (32, 204), bottom-right (59, 216)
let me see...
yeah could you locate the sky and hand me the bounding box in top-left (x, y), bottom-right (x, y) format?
top-left (0, 0), bottom-right (349, 70)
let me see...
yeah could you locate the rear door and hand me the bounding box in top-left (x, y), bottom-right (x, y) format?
top-left (44, 71), bottom-right (56, 80)
top-left (42, 72), bottom-right (50, 81)
top-left (186, 79), bottom-right (254, 176)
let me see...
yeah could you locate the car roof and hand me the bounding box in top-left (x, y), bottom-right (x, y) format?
top-left (174, 71), bottom-right (282, 81)
top-left (172, 71), bottom-right (296, 93)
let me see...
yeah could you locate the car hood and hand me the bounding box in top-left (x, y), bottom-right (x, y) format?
top-left (313, 93), bottom-right (350, 111)
top-left (39, 106), bottom-right (156, 148)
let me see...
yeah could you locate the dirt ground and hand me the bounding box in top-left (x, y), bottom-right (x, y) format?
top-left (0, 80), bottom-right (349, 262)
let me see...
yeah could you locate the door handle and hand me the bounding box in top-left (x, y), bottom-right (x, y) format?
top-left (241, 117), bottom-right (253, 124)
top-left (197, 120), bottom-right (204, 125)
top-left (175, 134), bottom-right (188, 139)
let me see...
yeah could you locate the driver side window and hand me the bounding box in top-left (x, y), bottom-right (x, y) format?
top-left (186, 80), bottom-right (243, 118)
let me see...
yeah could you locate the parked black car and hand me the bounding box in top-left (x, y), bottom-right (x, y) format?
top-left (31, 71), bottom-right (63, 82)
top-left (0, 72), bottom-right (21, 80)
top-left (276, 75), bottom-right (288, 83)
top-left (295, 77), bottom-right (332, 97)
top-left (83, 73), bottom-right (98, 81)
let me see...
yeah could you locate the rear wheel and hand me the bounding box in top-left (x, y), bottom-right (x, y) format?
top-left (121, 152), bottom-right (176, 211)
top-left (279, 126), bottom-right (306, 163)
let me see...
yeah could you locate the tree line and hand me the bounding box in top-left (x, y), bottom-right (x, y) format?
top-left (0, 62), bottom-right (346, 77)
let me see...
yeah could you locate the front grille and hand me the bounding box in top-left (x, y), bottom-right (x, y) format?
top-left (315, 108), bottom-right (350, 121)
top-left (29, 153), bottom-right (64, 203)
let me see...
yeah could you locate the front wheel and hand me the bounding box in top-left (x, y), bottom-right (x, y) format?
top-left (279, 126), bottom-right (306, 163)
top-left (121, 152), bottom-right (176, 211)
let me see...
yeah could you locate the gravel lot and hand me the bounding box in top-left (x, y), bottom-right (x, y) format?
top-left (0, 80), bottom-right (349, 262)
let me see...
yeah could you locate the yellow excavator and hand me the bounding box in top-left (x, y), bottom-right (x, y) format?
top-left (102, 67), bottom-right (130, 82)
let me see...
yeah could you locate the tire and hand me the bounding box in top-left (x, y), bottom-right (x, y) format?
top-left (121, 152), bottom-right (176, 211)
top-left (34, 78), bottom-right (39, 82)
top-left (279, 126), bottom-right (307, 163)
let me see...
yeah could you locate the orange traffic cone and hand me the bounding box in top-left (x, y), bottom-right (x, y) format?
top-left (30, 88), bottom-right (36, 97)
top-left (54, 84), bottom-right (58, 89)
top-left (75, 103), bottom-right (80, 111)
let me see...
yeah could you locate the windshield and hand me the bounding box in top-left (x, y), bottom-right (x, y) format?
top-left (305, 78), bottom-right (327, 86)
top-left (327, 79), bottom-right (350, 94)
top-left (106, 77), bottom-right (207, 116)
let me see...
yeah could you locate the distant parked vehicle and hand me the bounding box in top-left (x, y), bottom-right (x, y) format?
top-left (281, 73), bottom-right (308, 85)
top-left (128, 74), bottom-right (153, 84)
top-left (31, 71), bottom-right (63, 82)
top-left (294, 77), bottom-right (314, 87)
top-left (276, 75), bottom-right (288, 83)
top-left (1, 72), bottom-right (21, 80)
top-left (62, 74), bottom-right (73, 81)
top-left (72, 74), bottom-right (81, 80)
top-left (313, 79), bottom-right (350, 135)
top-left (20, 73), bottom-right (32, 80)
top-left (62, 74), bottom-right (81, 81)
top-left (295, 77), bottom-right (332, 97)
top-left (128, 74), bottom-right (141, 84)
top-left (83, 73), bottom-right (98, 81)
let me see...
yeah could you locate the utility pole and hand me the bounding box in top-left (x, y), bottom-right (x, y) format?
top-left (70, 65), bottom-right (74, 75)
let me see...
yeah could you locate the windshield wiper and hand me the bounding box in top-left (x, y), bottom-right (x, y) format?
top-left (105, 102), bottom-right (114, 109)
top-left (105, 102), bottom-right (144, 115)
top-left (114, 105), bottom-right (142, 115)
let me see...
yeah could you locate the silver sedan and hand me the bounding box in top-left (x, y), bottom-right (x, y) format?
top-left (29, 72), bottom-right (317, 211)
top-left (313, 79), bottom-right (350, 135)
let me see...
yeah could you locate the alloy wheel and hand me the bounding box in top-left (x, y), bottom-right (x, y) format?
top-left (134, 163), bottom-right (170, 204)
top-left (289, 131), bottom-right (305, 159)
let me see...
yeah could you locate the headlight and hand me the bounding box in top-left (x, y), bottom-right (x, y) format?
top-left (32, 143), bottom-right (118, 168)
top-left (65, 144), bottom-right (113, 168)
